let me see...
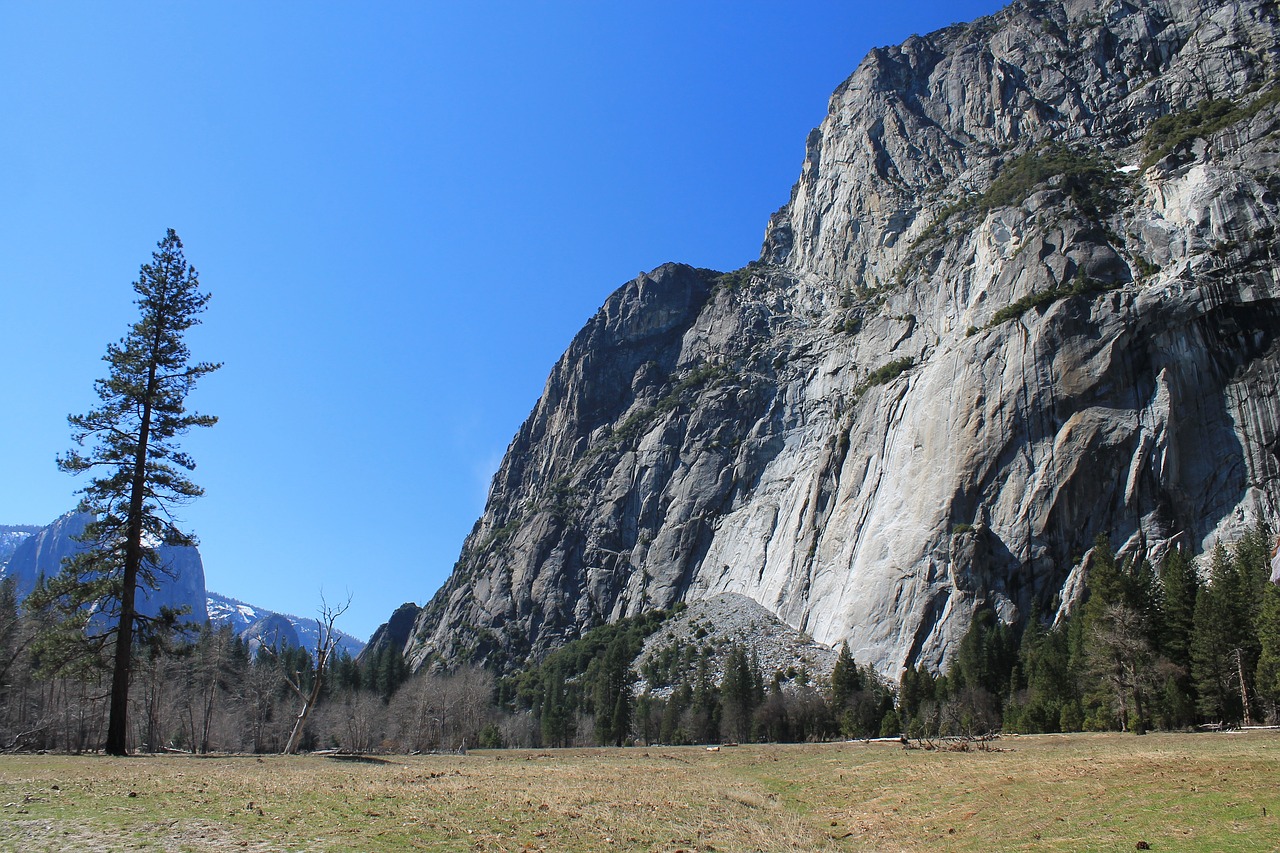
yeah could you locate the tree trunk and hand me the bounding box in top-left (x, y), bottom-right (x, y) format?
top-left (104, 572), bottom-right (138, 755)
top-left (1237, 648), bottom-right (1254, 727)
top-left (104, 332), bottom-right (161, 756)
top-left (284, 677), bottom-right (324, 754)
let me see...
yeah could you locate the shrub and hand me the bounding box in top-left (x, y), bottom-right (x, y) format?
top-left (863, 357), bottom-right (915, 389)
top-left (979, 144), bottom-right (1121, 219)
top-left (988, 274), bottom-right (1120, 327)
top-left (1132, 255), bottom-right (1160, 278)
top-left (990, 288), bottom-right (1061, 326)
top-left (914, 143), bottom-right (1121, 251)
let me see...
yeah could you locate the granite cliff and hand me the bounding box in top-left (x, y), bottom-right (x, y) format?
top-left (3, 512), bottom-right (209, 624)
top-left (392, 0), bottom-right (1280, 675)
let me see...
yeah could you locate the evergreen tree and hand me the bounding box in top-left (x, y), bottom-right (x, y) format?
top-left (879, 707), bottom-right (902, 737)
top-left (42, 230), bottom-right (219, 755)
top-left (899, 663), bottom-right (936, 724)
top-left (370, 646), bottom-right (408, 701)
top-left (949, 605), bottom-right (1016, 723)
top-left (329, 649), bottom-right (362, 693)
top-left (0, 577), bottom-right (24, 689)
top-left (1155, 546), bottom-right (1199, 727)
top-left (1007, 610), bottom-right (1076, 733)
top-left (719, 645), bottom-right (758, 743)
top-left (1236, 523), bottom-right (1273, 606)
top-left (592, 633), bottom-right (634, 746)
top-left (1157, 548), bottom-right (1198, 670)
top-left (1192, 544), bottom-right (1249, 723)
top-left (1255, 582), bottom-right (1280, 722)
top-left (830, 641), bottom-right (861, 710)
top-left (660, 680), bottom-right (690, 744)
top-left (540, 664), bottom-right (571, 747)
top-left (1084, 535), bottom-right (1125, 606)
top-left (689, 651), bottom-right (720, 743)
top-left (749, 648), bottom-right (765, 709)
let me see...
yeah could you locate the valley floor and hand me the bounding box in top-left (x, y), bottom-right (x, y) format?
top-left (1, 731), bottom-right (1278, 852)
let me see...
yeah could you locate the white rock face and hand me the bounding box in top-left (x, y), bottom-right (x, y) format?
top-left (394, 0), bottom-right (1280, 676)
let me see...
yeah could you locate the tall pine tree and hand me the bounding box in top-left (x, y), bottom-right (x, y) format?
top-left (1255, 582), bottom-right (1280, 721)
top-left (49, 230), bottom-right (220, 755)
top-left (1155, 546), bottom-right (1199, 727)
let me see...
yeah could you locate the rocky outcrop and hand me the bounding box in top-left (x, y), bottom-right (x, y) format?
top-left (634, 594), bottom-right (840, 696)
top-left (243, 613), bottom-right (301, 655)
top-left (2, 512), bottom-right (209, 624)
top-left (361, 602), bottom-right (422, 662)
top-left (389, 0), bottom-right (1280, 676)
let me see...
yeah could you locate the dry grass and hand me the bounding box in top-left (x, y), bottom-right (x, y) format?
top-left (1, 731), bottom-right (1279, 851)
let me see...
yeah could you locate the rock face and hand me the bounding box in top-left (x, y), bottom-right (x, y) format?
top-left (242, 613), bottom-right (301, 655)
top-left (394, 0), bottom-right (1280, 676)
top-left (3, 512), bottom-right (209, 624)
top-left (361, 602), bottom-right (422, 661)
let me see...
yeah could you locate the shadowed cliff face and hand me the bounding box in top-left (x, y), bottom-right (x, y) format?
top-left (3, 512), bottom-right (210, 625)
top-left (396, 0), bottom-right (1280, 675)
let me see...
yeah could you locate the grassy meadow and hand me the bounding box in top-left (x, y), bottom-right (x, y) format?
top-left (2, 730), bottom-right (1279, 852)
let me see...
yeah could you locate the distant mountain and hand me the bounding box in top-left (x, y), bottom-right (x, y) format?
top-left (0, 525), bottom-right (40, 571)
top-left (2, 512), bottom-right (208, 624)
top-left (0, 513), bottom-right (365, 657)
top-left (206, 592), bottom-right (365, 658)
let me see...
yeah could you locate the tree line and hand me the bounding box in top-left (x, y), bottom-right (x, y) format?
top-left (0, 587), bottom-right (887, 752)
top-left (935, 527), bottom-right (1280, 736)
top-left (18, 229), bottom-right (1280, 753)
top-left (0, 586), bottom-right (500, 754)
top-left (3, 522), bottom-right (1278, 752)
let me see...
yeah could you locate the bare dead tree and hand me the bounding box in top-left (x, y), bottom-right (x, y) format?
top-left (254, 593), bottom-right (351, 755)
top-left (1233, 647), bottom-right (1255, 728)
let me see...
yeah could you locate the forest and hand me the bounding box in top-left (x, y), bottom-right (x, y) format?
top-left (1, 525), bottom-right (1277, 753)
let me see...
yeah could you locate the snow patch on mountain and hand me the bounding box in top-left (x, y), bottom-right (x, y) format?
top-left (0, 525), bottom-right (40, 572)
top-left (206, 591), bottom-right (365, 658)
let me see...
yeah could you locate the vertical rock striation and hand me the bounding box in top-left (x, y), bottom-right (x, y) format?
top-left (392, 0), bottom-right (1280, 675)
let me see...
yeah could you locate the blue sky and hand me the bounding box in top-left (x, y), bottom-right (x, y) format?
top-left (0, 1), bottom-right (1008, 642)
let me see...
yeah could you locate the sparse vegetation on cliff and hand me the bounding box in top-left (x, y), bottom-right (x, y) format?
top-left (860, 357), bottom-right (915, 390)
top-left (987, 274), bottom-right (1120, 327)
top-left (1143, 84), bottom-right (1280, 168)
top-left (979, 144), bottom-right (1121, 219)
